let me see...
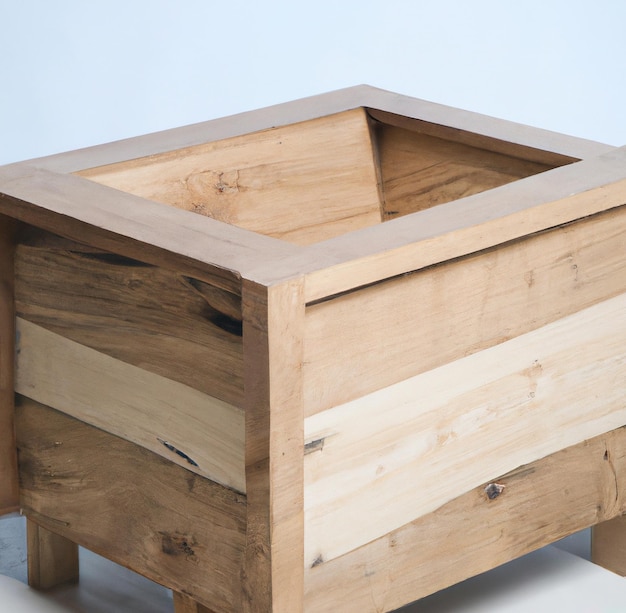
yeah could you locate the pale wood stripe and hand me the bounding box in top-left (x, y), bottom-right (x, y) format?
top-left (304, 292), bottom-right (626, 567)
top-left (15, 318), bottom-right (245, 493)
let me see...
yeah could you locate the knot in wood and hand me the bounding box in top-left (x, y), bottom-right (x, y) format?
top-left (484, 483), bottom-right (505, 500)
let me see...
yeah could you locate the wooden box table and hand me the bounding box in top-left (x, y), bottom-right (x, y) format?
top-left (0, 86), bottom-right (625, 612)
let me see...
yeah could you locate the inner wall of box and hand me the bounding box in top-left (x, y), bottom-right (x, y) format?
top-left (74, 109), bottom-right (568, 246)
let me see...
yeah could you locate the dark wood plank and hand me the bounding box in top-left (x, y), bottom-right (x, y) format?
top-left (15, 227), bottom-right (243, 406)
top-left (16, 397), bottom-right (247, 613)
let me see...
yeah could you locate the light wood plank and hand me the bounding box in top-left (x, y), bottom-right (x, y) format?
top-left (0, 215), bottom-right (18, 514)
top-left (15, 318), bottom-right (245, 492)
top-left (304, 205), bottom-right (626, 414)
top-left (241, 280), bottom-right (305, 613)
top-left (304, 426), bottom-right (626, 613)
top-left (27, 519), bottom-right (79, 589)
top-left (304, 293), bottom-right (626, 566)
top-left (15, 228), bottom-right (243, 407)
top-left (374, 123), bottom-right (554, 220)
top-left (17, 398), bottom-right (246, 613)
top-left (77, 109), bottom-right (382, 246)
top-left (592, 515), bottom-right (626, 576)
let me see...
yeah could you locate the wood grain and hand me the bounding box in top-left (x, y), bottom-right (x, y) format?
top-left (77, 109), bottom-right (382, 246)
top-left (374, 123), bottom-right (554, 219)
top-left (27, 519), bottom-right (79, 589)
top-left (241, 280), bottom-right (305, 612)
top-left (304, 426), bottom-right (626, 613)
top-left (304, 205), bottom-right (626, 414)
top-left (0, 215), bottom-right (18, 514)
top-left (304, 292), bottom-right (626, 565)
top-left (592, 515), bottom-right (626, 576)
top-left (15, 318), bottom-right (245, 492)
top-left (17, 397), bottom-right (247, 613)
top-left (15, 227), bottom-right (243, 407)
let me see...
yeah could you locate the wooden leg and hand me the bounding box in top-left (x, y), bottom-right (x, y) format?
top-left (27, 518), bottom-right (79, 589)
top-left (173, 591), bottom-right (217, 613)
top-left (592, 515), bottom-right (626, 575)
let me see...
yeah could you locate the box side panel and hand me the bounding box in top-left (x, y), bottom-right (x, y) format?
top-left (304, 205), bottom-right (626, 415)
top-left (303, 292), bottom-right (626, 567)
top-left (77, 109), bottom-right (383, 246)
top-left (16, 398), bottom-right (246, 613)
top-left (304, 426), bottom-right (626, 613)
top-left (14, 227), bottom-right (245, 492)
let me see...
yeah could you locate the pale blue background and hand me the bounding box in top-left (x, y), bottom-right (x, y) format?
top-left (1, 0), bottom-right (625, 165)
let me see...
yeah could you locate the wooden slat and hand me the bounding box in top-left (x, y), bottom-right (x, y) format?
top-left (304, 205), bottom-right (626, 414)
top-left (304, 426), bottom-right (626, 613)
top-left (0, 215), bottom-right (18, 514)
top-left (16, 397), bottom-right (246, 613)
top-left (374, 123), bottom-right (554, 220)
top-left (241, 280), bottom-right (305, 612)
top-left (15, 318), bottom-right (245, 492)
top-left (304, 292), bottom-right (626, 566)
top-left (592, 515), bottom-right (626, 576)
top-left (14, 228), bottom-right (243, 407)
top-left (27, 519), bottom-right (79, 589)
top-left (77, 109), bottom-right (382, 246)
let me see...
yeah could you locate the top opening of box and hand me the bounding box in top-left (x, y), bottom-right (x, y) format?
top-left (75, 107), bottom-right (576, 246)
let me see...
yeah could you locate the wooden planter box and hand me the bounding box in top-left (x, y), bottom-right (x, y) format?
top-left (1, 86), bottom-right (625, 612)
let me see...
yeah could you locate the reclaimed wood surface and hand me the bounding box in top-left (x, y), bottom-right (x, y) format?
top-left (241, 280), bottom-right (305, 613)
top-left (304, 205), bottom-right (626, 414)
top-left (374, 123), bottom-right (554, 220)
top-left (15, 318), bottom-right (245, 492)
top-left (305, 426), bottom-right (626, 613)
top-left (27, 519), bottom-right (79, 589)
top-left (0, 216), bottom-right (18, 514)
top-left (304, 292), bottom-right (626, 566)
top-left (17, 397), bottom-right (246, 613)
top-left (77, 109), bottom-right (382, 246)
top-left (15, 228), bottom-right (243, 407)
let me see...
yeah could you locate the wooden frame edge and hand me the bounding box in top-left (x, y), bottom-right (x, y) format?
top-left (242, 278), bottom-right (305, 612)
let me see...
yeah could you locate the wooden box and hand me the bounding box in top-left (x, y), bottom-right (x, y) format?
top-left (1, 86), bottom-right (625, 612)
